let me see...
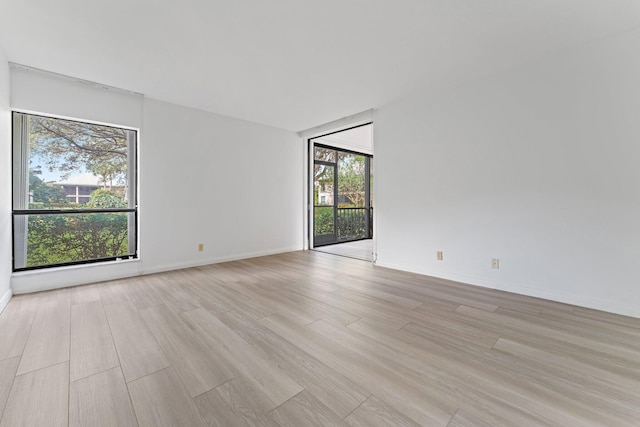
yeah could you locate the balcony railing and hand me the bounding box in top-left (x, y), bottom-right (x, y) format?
top-left (336, 207), bottom-right (373, 241)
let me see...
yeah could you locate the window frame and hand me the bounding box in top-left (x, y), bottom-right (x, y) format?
top-left (11, 110), bottom-right (139, 272)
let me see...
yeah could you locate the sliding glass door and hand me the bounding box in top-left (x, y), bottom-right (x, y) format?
top-left (313, 147), bottom-right (337, 245)
top-left (313, 144), bottom-right (372, 247)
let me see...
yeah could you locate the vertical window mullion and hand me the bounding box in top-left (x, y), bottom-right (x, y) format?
top-left (12, 113), bottom-right (29, 268)
top-left (126, 129), bottom-right (137, 255)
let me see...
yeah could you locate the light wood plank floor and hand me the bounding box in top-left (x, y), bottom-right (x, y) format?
top-left (0, 250), bottom-right (639, 426)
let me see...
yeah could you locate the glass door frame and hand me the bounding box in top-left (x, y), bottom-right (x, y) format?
top-left (309, 138), bottom-right (373, 248)
top-left (313, 156), bottom-right (338, 246)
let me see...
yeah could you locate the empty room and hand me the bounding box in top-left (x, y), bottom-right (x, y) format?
top-left (1, 1), bottom-right (639, 426)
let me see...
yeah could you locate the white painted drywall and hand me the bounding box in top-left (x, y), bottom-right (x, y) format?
top-left (0, 48), bottom-right (12, 312)
top-left (9, 66), bottom-right (144, 293)
top-left (375, 29), bottom-right (640, 317)
top-left (9, 77), bottom-right (303, 292)
top-left (10, 66), bottom-right (143, 128)
top-left (139, 98), bottom-right (303, 274)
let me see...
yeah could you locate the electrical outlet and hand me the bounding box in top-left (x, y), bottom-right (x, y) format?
top-left (437, 251), bottom-right (443, 261)
top-left (198, 243), bottom-right (204, 252)
top-left (492, 258), bottom-right (499, 269)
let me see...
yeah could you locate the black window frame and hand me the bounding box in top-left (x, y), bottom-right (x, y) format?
top-left (11, 111), bottom-right (139, 272)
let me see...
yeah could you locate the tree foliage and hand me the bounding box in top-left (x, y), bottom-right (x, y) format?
top-left (26, 188), bottom-right (130, 267)
top-left (313, 149), bottom-right (366, 207)
top-left (27, 213), bottom-right (129, 266)
top-left (337, 153), bottom-right (365, 207)
top-left (30, 115), bottom-right (128, 188)
top-left (29, 169), bottom-right (68, 206)
top-left (86, 189), bottom-right (128, 209)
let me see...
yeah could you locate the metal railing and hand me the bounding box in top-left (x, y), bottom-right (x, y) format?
top-left (336, 207), bottom-right (373, 241)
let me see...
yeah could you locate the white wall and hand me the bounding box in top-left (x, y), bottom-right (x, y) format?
top-left (10, 67), bottom-right (144, 293)
top-left (312, 124), bottom-right (373, 155)
top-left (140, 99), bottom-right (303, 274)
top-left (10, 71), bottom-right (303, 293)
top-left (0, 48), bottom-right (11, 312)
top-left (10, 66), bottom-right (142, 128)
top-left (375, 29), bottom-right (640, 317)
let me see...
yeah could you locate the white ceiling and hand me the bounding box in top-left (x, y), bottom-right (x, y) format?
top-left (1, 1), bottom-right (639, 131)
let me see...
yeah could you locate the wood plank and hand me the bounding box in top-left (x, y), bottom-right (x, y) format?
top-left (226, 281), bottom-right (320, 325)
top-left (406, 308), bottom-right (500, 349)
top-left (154, 277), bottom-right (203, 314)
top-left (181, 280), bottom-right (232, 315)
top-left (1, 251), bottom-right (640, 426)
top-left (69, 284), bottom-right (102, 306)
top-left (29, 287), bottom-right (72, 304)
top-left (270, 390), bottom-right (349, 427)
top-left (122, 277), bottom-right (164, 310)
top-left (261, 313), bottom-right (453, 426)
top-left (286, 276), bottom-right (343, 294)
top-left (309, 290), bottom-right (410, 330)
top-left (537, 308), bottom-right (640, 339)
top-left (242, 281), bottom-right (360, 325)
top-left (345, 395), bottom-right (420, 427)
top-left (0, 357), bottom-right (20, 419)
top-left (69, 367), bottom-right (137, 427)
top-left (347, 317), bottom-right (565, 426)
top-left (336, 276), bottom-right (423, 309)
top-left (195, 380), bottom-right (278, 427)
top-left (181, 308), bottom-right (303, 411)
top-left (0, 298), bottom-right (38, 361)
top-left (572, 306), bottom-right (640, 329)
top-left (447, 409), bottom-right (493, 427)
top-left (495, 306), bottom-right (640, 350)
top-left (16, 299), bottom-right (70, 375)
top-left (97, 280), bottom-right (131, 305)
top-left (398, 321), bottom-right (638, 426)
top-left (223, 281), bottom-right (318, 324)
top-left (70, 300), bottom-right (120, 381)
top-left (455, 305), bottom-right (640, 370)
top-left (158, 267), bottom-right (250, 317)
top-left (194, 278), bottom-right (278, 320)
top-left (104, 300), bottom-right (170, 382)
top-left (140, 304), bottom-right (233, 397)
top-left (218, 310), bottom-right (368, 418)
top-left (0, 362), bottom-right (68, 427)
top-left (309, 319), bottom-right (473, 419)
top-left (128, 367), bottom-right (204, 427)
top-left (493, 338), bottom-right (640, 412)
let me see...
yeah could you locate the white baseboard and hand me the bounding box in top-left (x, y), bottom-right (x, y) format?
top-left (0, 288), bottom-right (12, 314)
top-left (374, 260), bottom-right (640, 319)
top-left (142, 246), bottom-right (302, 275)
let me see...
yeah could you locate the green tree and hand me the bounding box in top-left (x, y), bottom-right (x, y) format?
top-left (26, 189), bottom-right (130, 267)
top-left (86, 189), bottom-right (127, 209)
top-left (338, 154), bottom-right (365, 207)
top-left (29, 116), bottom-right (129, 188)
top-left (27, 212), bottom-right (129, 266)
top-left (29, 169), bottom-right (68, 206)
top-left (314, 150), bottom-right (366, 207)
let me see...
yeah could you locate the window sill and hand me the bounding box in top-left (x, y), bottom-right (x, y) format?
top-left (11, 258), bottom-right (142, 294)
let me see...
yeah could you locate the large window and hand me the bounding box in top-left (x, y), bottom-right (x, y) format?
top-left (12, 112), bottom-right (138, 271)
